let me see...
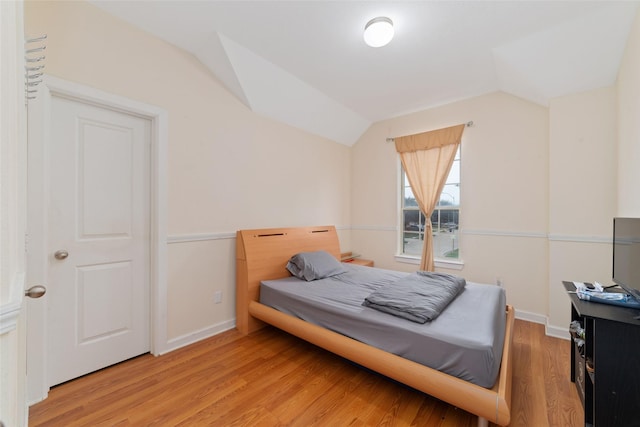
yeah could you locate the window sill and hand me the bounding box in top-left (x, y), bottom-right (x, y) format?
top-left (394, 254), bottom-right (464, 271)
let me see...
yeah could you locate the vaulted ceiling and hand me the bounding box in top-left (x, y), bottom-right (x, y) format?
top-left (90, 1), bottom-right (639, 145)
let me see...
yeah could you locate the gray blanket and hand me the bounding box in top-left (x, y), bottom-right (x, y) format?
top-left (362, 271), bottom-right (466, 323)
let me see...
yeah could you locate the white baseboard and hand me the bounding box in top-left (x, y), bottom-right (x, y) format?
top-left (514, 308), bottom-right (547, 325)
top-left (514, 308), bottom-right (569, 340)
top-left (161, 319), bottom-right (236, 355)
top-left (545, 324), bottom-right (570, 340)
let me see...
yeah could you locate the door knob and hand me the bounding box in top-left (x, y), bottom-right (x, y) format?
top-left (25, 285), bottom-right (47, 298)
top-left (54, 249), bottom-right (69, 260)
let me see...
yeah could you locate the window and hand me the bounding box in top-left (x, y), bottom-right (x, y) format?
top-left (400, 146), bottom-right (460, 259)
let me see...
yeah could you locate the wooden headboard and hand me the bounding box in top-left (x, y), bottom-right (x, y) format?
top-left (235, 225), bottom-right (341, 334)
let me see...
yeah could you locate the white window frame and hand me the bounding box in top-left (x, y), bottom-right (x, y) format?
top-left (395, 146), bottom-right (463, 270)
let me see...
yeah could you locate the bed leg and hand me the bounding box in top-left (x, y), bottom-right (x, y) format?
top-left (477, 417), bottom-right (489, 427)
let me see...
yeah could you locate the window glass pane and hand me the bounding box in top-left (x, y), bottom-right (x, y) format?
top-left (439, 209), bottom-right (459, 230)
top-left (446, 161), bottom-right (460, 185)
top-left (433, 227), bottom-right (458, 258)
top-left (432, 208), bottom-right (459, 258)
top-left (439, 184), bottom-right (459, 207)
top-left (403, 210), bottom-right (421, 231)
top-left (430, 210), bottom-right (439, 230)
top-left (400, 145), bottom-right (460, 260)
top-left (404, 186), bottom-right (417, 207)
top-left (403, 231), bottom-right (423, 256)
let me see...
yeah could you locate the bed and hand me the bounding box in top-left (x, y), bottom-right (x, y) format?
top-left (236, 225), bottom-right (514, 426)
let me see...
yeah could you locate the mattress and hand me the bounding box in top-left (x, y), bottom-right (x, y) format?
top-left (260, 264), bottom-right (506, 388)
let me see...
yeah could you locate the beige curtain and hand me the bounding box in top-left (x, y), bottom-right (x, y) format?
top-left (395, 124), bottom-right (465, 271)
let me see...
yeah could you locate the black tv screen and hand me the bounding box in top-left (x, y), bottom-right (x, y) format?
top-left (613, 217), bottom-right (640, 301)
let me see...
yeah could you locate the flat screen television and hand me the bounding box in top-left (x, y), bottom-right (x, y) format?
top-left (613, 217), bottom-right (640, 301)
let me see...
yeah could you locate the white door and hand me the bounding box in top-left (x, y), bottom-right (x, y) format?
top-left (47, 95), bottom-right (151, 386)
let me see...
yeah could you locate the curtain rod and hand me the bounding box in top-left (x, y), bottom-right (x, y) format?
top-left (385, 121), bottom-right (473, 143)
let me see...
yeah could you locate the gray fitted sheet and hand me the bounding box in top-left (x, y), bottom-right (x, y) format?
top-left (260, 264), bottom-right (506, 388)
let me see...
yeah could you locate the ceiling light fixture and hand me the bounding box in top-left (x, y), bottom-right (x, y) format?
top-left (363, 17), bottom-right (394, 48)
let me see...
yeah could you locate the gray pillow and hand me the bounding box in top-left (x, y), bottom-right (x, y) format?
top-left (286, 250), bottom-right (347, 281)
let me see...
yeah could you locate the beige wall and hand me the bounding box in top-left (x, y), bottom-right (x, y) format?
top-left (618, 9), bottom-right (640, 217)
top-left (547, 87), bottom-right (617, 330)
top-left (350, 76), bottom-right (637, 336)
top-left (24, 0), bottom-right (352, 344)
top-left (23, 0), bottom-right (640, 354)
top-left (350, 82), bottom-right (632, 334)
top-left (351, 9), bottom-right (640, 334)
top-left (351, 92), bottom-right (550, 318)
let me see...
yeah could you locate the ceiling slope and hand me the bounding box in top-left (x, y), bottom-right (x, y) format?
top-left (90, 1), bottom-right (640, 146)
top-left (196, 32), bottom-right (371, 145)
top-left (493, 3), bottom-right (637, 105)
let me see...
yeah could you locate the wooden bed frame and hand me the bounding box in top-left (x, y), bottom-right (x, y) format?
top-left (236, 225), bottom-right (514, 426)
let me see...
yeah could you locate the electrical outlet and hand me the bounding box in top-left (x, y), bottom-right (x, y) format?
top-left (496, 277), bottom-right (503, 287)
top-left (214, 291), bottom-right (222, 304)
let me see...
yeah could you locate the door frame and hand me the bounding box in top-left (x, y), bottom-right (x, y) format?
top-left (26, 75), bottom-right (168, 403)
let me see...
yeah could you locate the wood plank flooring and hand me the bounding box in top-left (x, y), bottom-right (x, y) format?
top-left (29, 319), bottom-right (583, 426)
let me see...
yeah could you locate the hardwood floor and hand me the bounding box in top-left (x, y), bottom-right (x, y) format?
top-left (29, 319), bottom-right (583, 426)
